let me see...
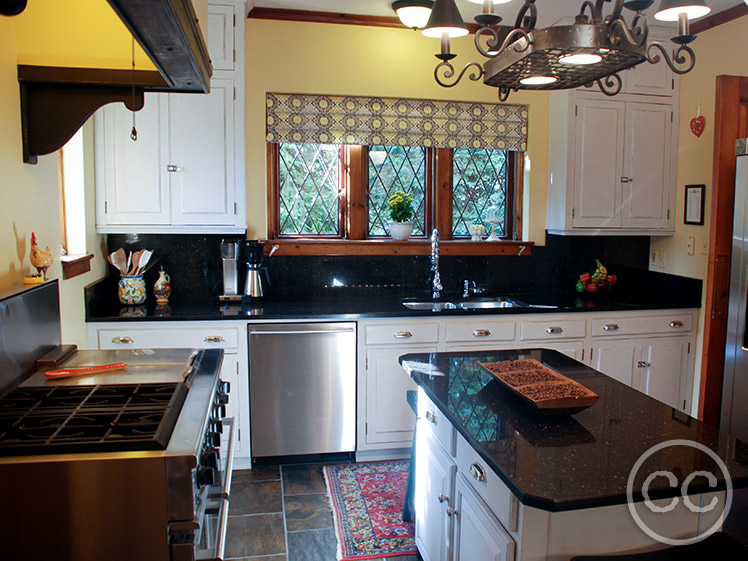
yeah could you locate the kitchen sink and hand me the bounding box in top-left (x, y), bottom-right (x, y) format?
top-left (401, 297), bottom-right (527, 311)
top-left (402, 301), bottom-right (465, 311)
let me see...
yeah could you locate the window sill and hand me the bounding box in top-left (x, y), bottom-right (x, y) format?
top-left (266, 240), bottom-right (533, 256)
top-left (61, 253), bottom-right (94, 279)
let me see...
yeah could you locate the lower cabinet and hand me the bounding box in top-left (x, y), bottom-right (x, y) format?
top-left (453, 473), bottom-right (515, 561)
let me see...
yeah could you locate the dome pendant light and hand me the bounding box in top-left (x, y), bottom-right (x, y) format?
top-left (392, 0), bottom-right (434, 30)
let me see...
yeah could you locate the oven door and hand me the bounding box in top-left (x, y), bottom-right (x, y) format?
top-left (171, 417), bottom-right (236, 561)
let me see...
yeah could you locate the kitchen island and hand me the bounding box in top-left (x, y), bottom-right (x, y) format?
top-left (399, 349), bottom-right (748, 560)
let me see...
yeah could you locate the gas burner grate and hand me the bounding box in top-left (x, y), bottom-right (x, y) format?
top-left (0, 382), bottom-right (188, 455)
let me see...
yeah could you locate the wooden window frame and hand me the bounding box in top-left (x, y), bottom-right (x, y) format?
top-left (266, 143), bottom-right (531, 256)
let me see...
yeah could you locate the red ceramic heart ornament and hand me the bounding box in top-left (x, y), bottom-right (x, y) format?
top-left (690, 115), bottom-right (705, 137)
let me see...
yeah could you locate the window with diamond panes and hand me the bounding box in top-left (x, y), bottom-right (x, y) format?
top-left (278, 143), bottom-right (342, 236)
top-left (367, 146), bottom-right (426, 237)
top-left (452, 149), bottom-right (508, 238)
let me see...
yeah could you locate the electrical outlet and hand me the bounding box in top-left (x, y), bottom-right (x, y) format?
top-left (651, 250), bottom-right (657, 267)
top-left (686, 236), bottom-right (695, 256)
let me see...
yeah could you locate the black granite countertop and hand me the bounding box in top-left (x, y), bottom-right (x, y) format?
top-left (399, 348), bottom-right (748, 512)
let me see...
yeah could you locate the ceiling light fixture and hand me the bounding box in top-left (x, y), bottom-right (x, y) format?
top-left (424, 0), bottom-right (711, 100)
top-left (392, 0), bottom-right (434, 30)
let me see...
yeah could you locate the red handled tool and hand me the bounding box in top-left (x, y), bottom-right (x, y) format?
top-left (44, 362), bottom-right (128, 379)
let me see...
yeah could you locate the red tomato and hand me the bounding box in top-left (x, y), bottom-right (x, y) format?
top-left (579, 272), bottom-right (592, 285)
top-left (586, 282), bottom-right (599, 293)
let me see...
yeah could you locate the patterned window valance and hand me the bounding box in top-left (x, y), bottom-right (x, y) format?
top-left (266, 93), bottom-right (528, 151)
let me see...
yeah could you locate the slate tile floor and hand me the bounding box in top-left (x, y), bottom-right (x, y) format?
top-left (225, 463), bottom-right (422, 561)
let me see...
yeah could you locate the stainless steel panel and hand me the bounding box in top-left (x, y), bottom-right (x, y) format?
top-left (0, 281), bottom-right (61, 394)
top-left (723, 151), bottom-right (748, 442)
top-left (249, 322), bottom-right (356, 457)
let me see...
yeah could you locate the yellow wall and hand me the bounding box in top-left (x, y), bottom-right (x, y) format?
top-left (1, 15), bottom-right (107, 348)
top-left (244, 19), bottom-right (550, 243)
top-left (13, 0), bottom-right (154, 70)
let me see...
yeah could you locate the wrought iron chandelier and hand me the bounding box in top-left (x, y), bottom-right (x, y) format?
top-left (423, 0), bottom-right (711, 100)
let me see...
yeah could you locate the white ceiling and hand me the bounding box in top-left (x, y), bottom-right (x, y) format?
top-left (251, 0), bottom-right (743, 28)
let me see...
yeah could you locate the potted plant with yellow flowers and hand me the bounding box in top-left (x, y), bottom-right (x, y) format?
top-left (387, 190), bottom-right (414, 241)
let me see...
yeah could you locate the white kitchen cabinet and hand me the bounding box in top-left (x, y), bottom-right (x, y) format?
top-left (590, 338), bottom-right (639, 386)
top-left (452, 474), bottom-right (515, 561)
top-left (87, 321), bottom-right (251, 468)
top-left (546, 90), bottom-right (677, 235)
top-left (94, 0), bottom-right (246, 234)
top-left (415, 418), bottom-right (456, 561)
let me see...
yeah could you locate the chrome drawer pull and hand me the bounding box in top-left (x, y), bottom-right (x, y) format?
top-left (438, 493), bottom-right (449, 503)
top-left (637, 361), bottom-right (651, 368)
top-left (394, 331), bottom-right (413, 339)
top-left (469, 462), bottom-right (487, 482)
top-left (425, 410), bottom-right (437, 424)
top-left (473, 329), bottom-right (491, 337)
top-left (669, 321), bottom-right (684, 328)
top-left (166, 164), bottom-right (181, 172)
top-left (603, 324), bottom-right (620, 331)
top-left (546, 326), bottom-right (563, 334)
top-left (446, 507), bottom-right (458, 517)
top-left (111, 336), bottom-right (133, 344)
top-left (204, 336), bottom-right (225, 343)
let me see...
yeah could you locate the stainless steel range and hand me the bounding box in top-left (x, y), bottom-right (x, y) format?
top-left (0, 282), bottom-right (235, 561)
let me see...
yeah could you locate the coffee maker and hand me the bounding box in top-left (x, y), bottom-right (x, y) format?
top-left (219, 240), bottom-right (240, 301)
top-left (241, 240), bottom-right (268, 298)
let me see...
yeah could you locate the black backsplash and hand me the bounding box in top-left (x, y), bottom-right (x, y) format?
top-left (103, 233), bottom-right (652, 302)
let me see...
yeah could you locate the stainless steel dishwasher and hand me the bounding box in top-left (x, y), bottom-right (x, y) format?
top-left (248, 322), bottom-right (356, 459)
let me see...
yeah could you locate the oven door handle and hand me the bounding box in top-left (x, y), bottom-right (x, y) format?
top-left (219, 417), bottom-right (236, 500)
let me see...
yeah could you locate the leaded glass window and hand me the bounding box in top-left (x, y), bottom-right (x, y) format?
top-left (278, 143), bottom-right (342, 236)
top-left (367, 146), bottom-right (426, 237)
top-left (452, 149), bottom-right (508, 238)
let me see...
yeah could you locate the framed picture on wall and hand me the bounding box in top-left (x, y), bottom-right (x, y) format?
top-left (684, 184), bottom-right (705, 225)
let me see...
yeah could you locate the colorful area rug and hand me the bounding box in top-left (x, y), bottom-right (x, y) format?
top-left (324, 460), bottom-right (417, 560)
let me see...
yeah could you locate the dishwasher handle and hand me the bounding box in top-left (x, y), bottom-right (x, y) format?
top-left (249, 328), bottom-right (355, 336)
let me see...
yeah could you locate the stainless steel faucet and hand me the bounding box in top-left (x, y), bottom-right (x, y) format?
top-left (462, 279), bottom-right (476, 298)
top-left (431, 228), bottom-right (442, 299)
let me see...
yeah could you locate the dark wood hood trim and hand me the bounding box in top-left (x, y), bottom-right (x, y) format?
top-left (106, 0), bottom-right (212, 92)
top-left (18, 66), bottom-right (168, 164)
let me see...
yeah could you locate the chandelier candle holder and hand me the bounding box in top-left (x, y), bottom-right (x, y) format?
top-left (422, 0), bottom-right (711, 100)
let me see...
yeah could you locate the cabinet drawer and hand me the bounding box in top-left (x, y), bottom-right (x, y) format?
top-left (591, 314), bottom-right (693, 337)
top-left (417, 388), bottom-right (455, 456)
top-left (97, 327), bottom-right (240, 350)
top-left (520, 319), bottom-right (586, 340)
top-left (456, 434), bottom-right (519, 533)
top-left (365, 323), bottom-right (439, 345)
top-left (446, 321), bottom-right (515, 344)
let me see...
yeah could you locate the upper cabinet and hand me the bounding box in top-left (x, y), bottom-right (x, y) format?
top-left (546, 27), bottom-right (678, 236)
top-left (94, 1), bottom-right (246, 234)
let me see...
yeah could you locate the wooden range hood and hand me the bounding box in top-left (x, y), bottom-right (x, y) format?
top-left (19, 0), bottom-right (212, 164)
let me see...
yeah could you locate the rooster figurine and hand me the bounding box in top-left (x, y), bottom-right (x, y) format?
top-left (30, 232), bottom-right (53, 280)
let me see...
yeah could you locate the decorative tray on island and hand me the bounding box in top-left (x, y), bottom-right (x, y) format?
top-left (477, 358), bottom-right (598, 416)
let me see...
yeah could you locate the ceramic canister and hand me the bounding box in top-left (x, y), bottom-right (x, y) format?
top-left (118, 275), bottom-right (146, 305)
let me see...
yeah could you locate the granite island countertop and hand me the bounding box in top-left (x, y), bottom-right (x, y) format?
top-left (399, 348), bottom-right (748, 512)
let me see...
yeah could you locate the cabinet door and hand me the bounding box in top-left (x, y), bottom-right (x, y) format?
top-left (95, 94), bottom-right (170, 226)
top-left (220, 353), bottom-right (244, 456)
top-left (573, 98), bottom-right (625, 228)
top-left (453, 474), bottom-right (515, 561)
top-left (168, 78), bottom-right (236, 226)
top-left (590, 339), bottom-right (638, 386)
top-left (621, 102), bottom-right (672, 229)
top-left (640, 336), bottom-right (690, 410)
top-left (415, 429), bottom-right (456, 561)
top-left (207, 3), bottom-right (235, 71)
top-left (365, 346), bottom-right (434, 446)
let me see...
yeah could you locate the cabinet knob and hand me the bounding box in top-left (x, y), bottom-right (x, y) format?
top-left (669, 321), bottom-right (684, 328)
top-left (425, 410), bottom-right (437, 424)
top-left (166, 164), bottom-right (181, 172)
top-left (621, 177), bottom-right (632, 183)
top-left (469, 462), bottom-right (487, 482)
top-left (394, 331), bottom-right (413, 339)
top-left (446, 507), bottom-right (458, 517)
top-left (546, 326), bottom-right (563, 334)
top-left (473, 329), bottom-right (491, 337)
top-left (603, 324), bottom-right (620, 332)
top-left (204, 335), bottom-right (225, 343)
top-left (111, 336), bottom-right (133, 344)
top-left (437, 493), bottom-right (449, 503)
top-left (637, 361), bottom-right (651, 368)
